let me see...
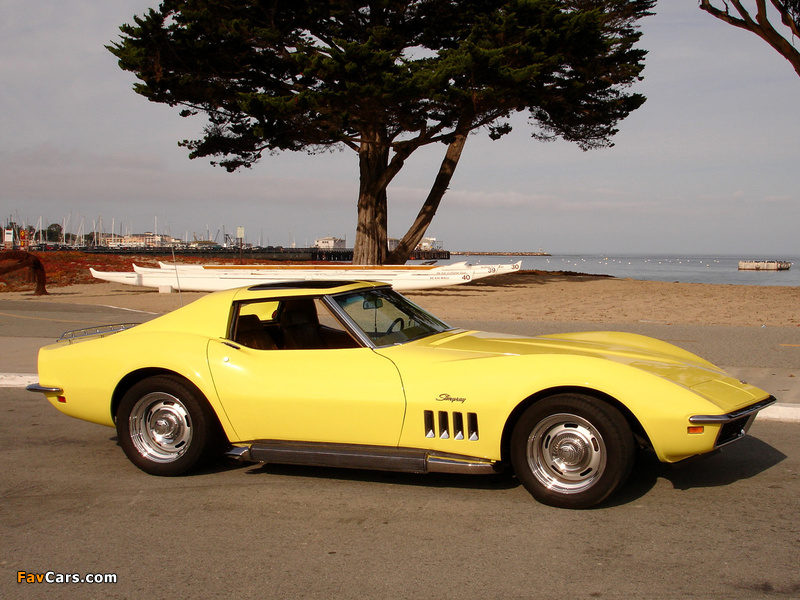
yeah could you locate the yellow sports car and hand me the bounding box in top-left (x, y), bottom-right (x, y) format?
top-left (27, 281), bottom-right (775, 508)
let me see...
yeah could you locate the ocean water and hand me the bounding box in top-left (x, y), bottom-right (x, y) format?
top-left (429, 254), bottom-right (800, 287)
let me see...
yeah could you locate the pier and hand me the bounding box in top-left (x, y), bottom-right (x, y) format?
top-left (738, 260), bottom-right (792, 271)
top-left (34, 246), bottom-right (450, 262)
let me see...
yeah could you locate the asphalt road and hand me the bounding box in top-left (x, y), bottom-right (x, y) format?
top-left (1, 385), bottom-right (799, 600)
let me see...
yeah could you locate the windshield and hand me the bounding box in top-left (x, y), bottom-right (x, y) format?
top-left (332, 288), bottom-right (452, 347)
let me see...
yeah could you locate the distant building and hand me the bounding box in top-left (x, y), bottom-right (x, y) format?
top-left (416, 237), bottom-right (442, 251)
top-left (387, 237), bottom-right (444, 252)
top-left (189, 240), bottom-right (221, 250)
top-left (116, 232), bottom-right (182, 248)
top-left (314, 237), bottom-right (346, 250)
top-left (99, 232), bottom-right (126, 247)
top-left (3, 228), bottom-right (15, 249)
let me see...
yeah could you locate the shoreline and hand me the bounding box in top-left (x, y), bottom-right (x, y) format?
top-left (2, 271), bottom-right (798, 328)
top-left (451, 251), bottom-right (551, 256)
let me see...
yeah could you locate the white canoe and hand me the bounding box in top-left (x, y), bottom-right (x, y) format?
top-left (154, 260), bottom-right (474, 272)
top-left (91, 262), bottom-right (516, 292)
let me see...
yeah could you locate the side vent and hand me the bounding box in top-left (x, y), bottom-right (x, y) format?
top-left (424, 410), bottom-right (479, 441)
top-left (453, 412), bottom-right (464, 440)
top-left (467, 412), bottom-right (479, 441)
top-left (438, 411), bottom-right (450, 439)
top-left (424, 411), bottom-right (435, 438)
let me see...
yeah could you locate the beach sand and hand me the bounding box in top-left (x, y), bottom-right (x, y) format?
top-left (2, 272), bottom-right (798, 327)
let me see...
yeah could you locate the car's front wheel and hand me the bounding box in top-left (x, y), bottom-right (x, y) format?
top-left (511, 393), bottom-right (635, 509)
top-left (117, 375), bottom-right (221, 476)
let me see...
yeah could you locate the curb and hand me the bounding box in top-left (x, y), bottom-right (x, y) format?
top-left (759, 403), bottom-right (800, 423)
top-left (0, 373), bottom-right (38, 388)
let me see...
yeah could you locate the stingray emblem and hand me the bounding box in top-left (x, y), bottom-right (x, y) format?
top-left (436, 393), bottom-right (466, 403)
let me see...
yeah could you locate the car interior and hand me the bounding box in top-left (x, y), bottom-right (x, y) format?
top-left (232, 298), bottom-right (359, 350)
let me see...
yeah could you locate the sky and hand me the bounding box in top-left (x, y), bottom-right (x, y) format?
top-left (1, 1), bottom-right (799, 256)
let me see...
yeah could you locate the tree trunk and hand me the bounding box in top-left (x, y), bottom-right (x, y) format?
top-left (352, 129), bottom-right (390, 265)
top-left (386, 130), bottom-right (468, 264)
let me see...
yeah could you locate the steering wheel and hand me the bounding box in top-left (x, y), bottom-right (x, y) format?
top-left (386, 318), bottom-right (405, 334)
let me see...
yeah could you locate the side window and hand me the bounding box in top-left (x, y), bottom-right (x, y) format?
top-left (232, 301), bottom-right (280, 350)
top-left (313, 298), bottom-right (350, 335)
top-left (279, 297), bottom-right (359, 350)
top-left (239, 301), bottom-right (280, 322)
top-left (232, 298), bottom-right (359, 350)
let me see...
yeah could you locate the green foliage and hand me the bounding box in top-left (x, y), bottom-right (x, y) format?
top-left (109, 0), bottom-right (654, 170)
top-left (781, 0), bottom-right (800, 21)
top-left (46, 223), bottom-right (63, 243)
top-left (109, 0), bottom-right (655, 263)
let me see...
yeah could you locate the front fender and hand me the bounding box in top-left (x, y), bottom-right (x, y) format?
top-left (388, 349), bottom-right (748, 463)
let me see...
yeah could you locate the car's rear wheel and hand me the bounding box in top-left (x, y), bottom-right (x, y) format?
top-left (117, 375), bottom-right (221, 476)
top-left (511, 393), bottom-right (635, 509)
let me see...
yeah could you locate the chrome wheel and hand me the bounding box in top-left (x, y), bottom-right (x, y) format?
top-left (511, 394), bottom-right (635, 508)
top-left (128, 392), bottom-right (193, 463)
top-left (526, 413), bottom-right (606, 494)
top-left (118, 376), bottom-right (223, 476)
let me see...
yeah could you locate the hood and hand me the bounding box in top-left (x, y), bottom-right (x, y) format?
top-left (424, 329), bottom-right (757, 397)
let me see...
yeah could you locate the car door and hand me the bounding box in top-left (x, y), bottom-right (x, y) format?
top-left (206, 299), bottom-right (406, 445)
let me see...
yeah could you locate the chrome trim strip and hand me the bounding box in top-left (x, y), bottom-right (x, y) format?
top-left (26, 383), bottom-right (63, 394)
top-left (59, 323), bottom-right (138, 342)
top-left (228, 439), bottom-right (499, 475)
top-left (689, 396), bottom-right (777, 425)
top-left (426, 455), bottom-right (499, 475)
top-left (225, 446), bottom-right (252, 462)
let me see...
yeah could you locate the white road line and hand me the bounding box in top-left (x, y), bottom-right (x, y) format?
top-left (0, 373), bottom-right (38, 387)
top-left (98, 305), bottom-right (158, 314)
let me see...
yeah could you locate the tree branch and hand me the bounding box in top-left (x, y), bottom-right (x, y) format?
top-left (386, 119), bottom-right (471, 264)
top-left (700, 0), bottom-right (800, 76)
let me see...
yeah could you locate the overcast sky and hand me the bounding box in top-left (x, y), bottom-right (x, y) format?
top-left (2, 1), bottom-right (798, 255)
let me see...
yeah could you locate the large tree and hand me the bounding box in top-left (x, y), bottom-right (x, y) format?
top-left (699, 1), bottom-right (800, 77)
top-left (110, 0), bottom-right (655, 264)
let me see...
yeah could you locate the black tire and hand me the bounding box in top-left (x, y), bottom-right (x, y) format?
top-left (117, 375), bottom-right (221, 476)
top-left (510, 393), bottom-right (635, 509)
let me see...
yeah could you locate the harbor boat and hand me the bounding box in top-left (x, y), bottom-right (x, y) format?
top-left (91, 260), bottom-right (520, 293)
top-left (738, 260), bottom-right (792, 271)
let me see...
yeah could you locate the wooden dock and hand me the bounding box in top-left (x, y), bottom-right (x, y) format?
top-left (738, 260), bottom-right (792, 271)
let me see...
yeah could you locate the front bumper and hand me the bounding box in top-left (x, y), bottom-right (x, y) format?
top-left (690, 395), bottom-right (777, 448)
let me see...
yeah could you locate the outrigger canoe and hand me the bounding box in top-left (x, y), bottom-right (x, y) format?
top-left (90, 261), bottom-right (521, 292)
